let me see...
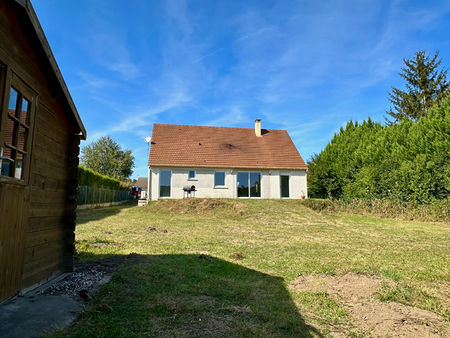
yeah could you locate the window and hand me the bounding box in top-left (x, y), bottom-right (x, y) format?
top-left (159, 170), bottom-right (171, 197)
top-left (188, 170), bottom-right (196, 179)
top-left (250, 173), bottom-right (261, 197)
top-left (237, 172), bottom-right (261, 197)
top-left (280, 175), bottom-right (290, 198)
top-left (214, 171), bottom-right (225, 186)
top-left (1, 85), bottom-right (33, 181)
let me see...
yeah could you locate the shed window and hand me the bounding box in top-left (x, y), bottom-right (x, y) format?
top-left (188, 170), bottom-right (196, 179)
top-left (214, 171), bottom-right (225, 186)
top-left (1, 86), bottom-right (32, 180)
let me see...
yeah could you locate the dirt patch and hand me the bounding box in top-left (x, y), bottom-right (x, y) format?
top-left (229, 252), bottom-right (245, 260)
top-left (146, 226), bottom-right (168, 233)
top-left (290, 273), bottom-right (449, 337)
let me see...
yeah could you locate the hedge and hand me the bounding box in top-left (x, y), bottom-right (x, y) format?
top-left (78, 166), bottom-right (124, 190)
top-left (307, 95), bottom-right (450, 203)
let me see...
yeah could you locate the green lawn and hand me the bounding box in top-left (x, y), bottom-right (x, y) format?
top-left (60, 199), bottom-right (449, 337)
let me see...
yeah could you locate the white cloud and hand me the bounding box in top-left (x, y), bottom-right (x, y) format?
top-left (204, 106), bottom-right (250, 127)
top-left (88, 90), bottom-right (191, 141)
top-left (77, 72), bottom-right (114, 90)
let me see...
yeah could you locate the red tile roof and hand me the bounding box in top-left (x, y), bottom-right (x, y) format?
top-left (148, 124), bottom-right (307, 170)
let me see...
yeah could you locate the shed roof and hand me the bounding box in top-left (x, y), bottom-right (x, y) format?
top-left (148, 123), bottom-right (307, 170)
top-left (13, 0), bottom-right (86, 139)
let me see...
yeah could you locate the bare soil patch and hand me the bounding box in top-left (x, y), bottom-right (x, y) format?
top-left (229, 252), bottom-right (245, 260)
top-left (290, 273), bottom-right (449, 337)
top-left (146, 226), bottom-right (168, 233)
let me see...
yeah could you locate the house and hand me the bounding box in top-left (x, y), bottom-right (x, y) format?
top-left (135, 177), bottom-right (149, 194)
top-left (134, 176), bottom-right (149, 201)
top-left (147, 120), bottom-right (307, 200)
top-left (0, 0), bottom-right (85, 301)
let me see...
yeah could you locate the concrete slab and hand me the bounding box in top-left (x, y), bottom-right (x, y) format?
top-left (0, 294), bottom-right (83, 338)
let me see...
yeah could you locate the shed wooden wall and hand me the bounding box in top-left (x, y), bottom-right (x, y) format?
top-left (0, 0), bottom-right (80, 293)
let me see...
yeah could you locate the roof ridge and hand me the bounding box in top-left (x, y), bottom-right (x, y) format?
top-left (153, 123), bottom-right (287, 132)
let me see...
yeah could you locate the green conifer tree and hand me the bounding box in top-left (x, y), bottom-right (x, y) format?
top-left (387, 51), bottom-right (448, 123)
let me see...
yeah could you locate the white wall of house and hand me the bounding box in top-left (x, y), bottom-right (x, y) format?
top-left (148, 166), bottom-right (307, 201)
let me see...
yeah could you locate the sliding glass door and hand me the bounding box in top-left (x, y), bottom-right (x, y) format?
top-left (237, 172), bottom-right (261, 198)
top-left (159, 170), bottom-right (171, 197)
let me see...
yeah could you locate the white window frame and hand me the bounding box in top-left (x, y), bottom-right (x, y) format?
top-left (188, 170), bottom-right (196, 180)
top-left (214, 171), bottom-right (226, 188)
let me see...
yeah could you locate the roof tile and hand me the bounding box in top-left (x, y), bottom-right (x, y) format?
top-left (148, 124), bottom-right (307, 170)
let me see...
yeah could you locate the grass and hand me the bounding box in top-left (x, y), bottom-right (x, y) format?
top-left (59, 199), bottom-right (449, 336)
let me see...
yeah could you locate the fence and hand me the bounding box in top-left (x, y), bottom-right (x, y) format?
top-left (77, 186), bottom-right (131, 206)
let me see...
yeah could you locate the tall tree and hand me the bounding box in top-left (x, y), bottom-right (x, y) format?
top-left (81, 136), bottom-right (135, 180)
top-left (387, 50), bottom-right (448, 123)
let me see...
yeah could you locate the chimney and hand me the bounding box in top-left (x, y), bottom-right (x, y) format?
top-left (255, 119), bottom-right (262, 137)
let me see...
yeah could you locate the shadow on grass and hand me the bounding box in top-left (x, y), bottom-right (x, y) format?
top-left (63, 254), bottom-right (323, 337)
top-left (76, 200), bottom-right (138, 225)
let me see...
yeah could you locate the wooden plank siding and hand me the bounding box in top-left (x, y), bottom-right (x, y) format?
top-left (0, 0), bottom-right (81, 300)
top-left (0, 183), bottom-right (28, 300)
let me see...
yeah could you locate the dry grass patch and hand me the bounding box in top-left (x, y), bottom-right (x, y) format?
top-left (147, 198), bottom-right (246, 216)
top-left (61, 199), bottom-right (449, 337)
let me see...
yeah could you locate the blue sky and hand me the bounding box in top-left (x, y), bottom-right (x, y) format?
top-left (33, 0), bottom-right (450, 179)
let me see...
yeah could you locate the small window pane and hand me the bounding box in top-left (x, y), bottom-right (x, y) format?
top-left (5, 117), bottom-right (17, 146)
top-left (8, 87), bottom-right (18, 114)
top-left (18, 125), bottom-right (28, 151)
top-left (21, 97), bottom-right (30, 125)
top-left (188, 170), bottom-right (195, 179)
top-left (214, 172), bottom-right (225, 186)
top-left (15, 153), bottom-right (25, 180)
top-left (1, 147), bottom-right (13, 176)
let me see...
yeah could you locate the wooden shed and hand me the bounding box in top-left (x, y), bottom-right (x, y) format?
top-left (0, 0), bottom-right (86, 301)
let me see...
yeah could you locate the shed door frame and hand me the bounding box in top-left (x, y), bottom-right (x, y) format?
top-left (0, 62), bottom-right (37, 301)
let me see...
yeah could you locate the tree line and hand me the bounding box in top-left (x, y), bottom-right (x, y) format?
top-left (308, 51), bottom-right (450, 203)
